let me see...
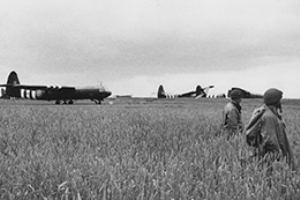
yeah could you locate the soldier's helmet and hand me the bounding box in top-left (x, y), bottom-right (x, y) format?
top-left (230, 89), bottom-right (243, 100)
top-left (264, 88), bottom-right (283, 105)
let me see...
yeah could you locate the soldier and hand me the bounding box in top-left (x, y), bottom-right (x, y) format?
top-left (245, 88), bottom-right (295, 170)
top-left (222, 89), bottom-right (243, 137)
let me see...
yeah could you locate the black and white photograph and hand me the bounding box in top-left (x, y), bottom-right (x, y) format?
top-left (0, 0), bottom-right (300, 199)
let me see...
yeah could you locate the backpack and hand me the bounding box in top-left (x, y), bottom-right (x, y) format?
top-left (245, 107), bottom-right (265, 147)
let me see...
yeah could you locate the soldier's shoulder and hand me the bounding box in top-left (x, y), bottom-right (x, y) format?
top-left (253, 106), bottom-right (265, 115)
top-left (261, 106), bottom-right (278, 120)
top-left (248, 106), bottom-right (266, 122)
top-left (224, 102), bottom-right (235, 110)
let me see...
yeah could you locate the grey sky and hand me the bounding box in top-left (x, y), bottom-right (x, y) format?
top-left (1, 0), bottom-right (300, 97)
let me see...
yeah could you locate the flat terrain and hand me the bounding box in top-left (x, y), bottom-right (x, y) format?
top-left (0, 98), bottom-right (300, 199)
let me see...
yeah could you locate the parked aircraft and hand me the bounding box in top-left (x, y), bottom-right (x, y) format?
top-left (227, 87), bottom-right (263, 98)
top-left (0, 71), bottom-right (112, 104)
top-left (157, 85), bottom-right (214, 99)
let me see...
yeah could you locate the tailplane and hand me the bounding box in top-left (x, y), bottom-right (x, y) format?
top-left (7, 71), bottom-right (20, 85)
top-left (5, 71), bottom-right (20, 97)
top-left (157, 85), bottom-right (166, 98)
top-left (195, 85), bottom-right (205, 97)
top-left (195, 85), bottom-right (214, 98)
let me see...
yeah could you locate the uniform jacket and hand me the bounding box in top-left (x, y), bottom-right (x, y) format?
top-left (223, 100), bottom-right (243, 132)
top-left (248, 105), bottom-right (295, 169)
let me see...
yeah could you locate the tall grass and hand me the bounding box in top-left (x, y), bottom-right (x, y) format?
top-left (0, 99), bottom-right (299, 199)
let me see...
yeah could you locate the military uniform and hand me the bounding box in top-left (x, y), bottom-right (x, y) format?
top-left (222, 89), bottom-right (243, 137)
top-left (223, 100), bottom-right (243, 134)
top-left (246, 88), bottom-right (295, 170)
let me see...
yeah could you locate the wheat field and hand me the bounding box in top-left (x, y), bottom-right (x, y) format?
top-left (0, 98), bottom-right (299, 199)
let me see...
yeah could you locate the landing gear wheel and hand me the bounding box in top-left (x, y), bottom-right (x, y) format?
top-left (55, 100), bottom-right (60, 104)
top-left (68, 100), bottom-right (74, 104)
top-left (93, 99), bottom-right (102, 104)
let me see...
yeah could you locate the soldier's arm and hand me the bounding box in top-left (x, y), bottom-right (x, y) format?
top-left (281, 131), bottom-right (296, 170)
top-left (227, 108), bottom-right (240, 127)
top-left (260, 115), bottom-right (278, 151)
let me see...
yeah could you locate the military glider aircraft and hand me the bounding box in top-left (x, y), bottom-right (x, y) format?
top-left (0, 71), bottom-right (112, 104)
top-left (227, 87), bottom-right (263, 98)
top-left (157, 85), bottom-right (214, 99)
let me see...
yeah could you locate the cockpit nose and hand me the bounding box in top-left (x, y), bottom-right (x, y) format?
top-left (98, 87), bottom-right (111, 98)
top-left (105, 91), bottom-right (112, 97)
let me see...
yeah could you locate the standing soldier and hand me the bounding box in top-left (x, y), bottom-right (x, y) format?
top-left (222, 89), bottom-right (243, 137)
top-left (245, 88), bottom-right (295, 170)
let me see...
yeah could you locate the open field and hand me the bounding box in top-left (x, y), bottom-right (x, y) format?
top-left (0, 98), bottom-right (300, 199)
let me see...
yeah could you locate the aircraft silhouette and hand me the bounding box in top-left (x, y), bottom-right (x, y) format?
top-left (157, 85), bottom-right (214, 99)
top-left (0, 71), bottom-right (112, 104)
top-left (227, 87), bottom-right (263, 98)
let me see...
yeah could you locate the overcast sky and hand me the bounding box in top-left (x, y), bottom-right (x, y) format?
top-left (1, 0), bottom-right (300, 97)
